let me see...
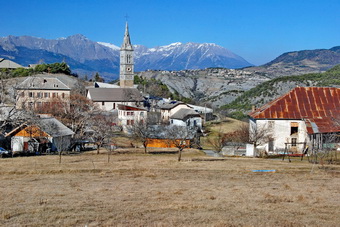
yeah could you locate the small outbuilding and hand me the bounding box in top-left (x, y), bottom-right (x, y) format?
top-left (6, 116), bottom-right (74, 154)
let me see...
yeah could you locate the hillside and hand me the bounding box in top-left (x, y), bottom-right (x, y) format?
top-left (222, 64), bottom-right (340, 119)
top-left (245, 46), bottom-right (340, 78)
top-left (136, 68), bottom-right (269, 107)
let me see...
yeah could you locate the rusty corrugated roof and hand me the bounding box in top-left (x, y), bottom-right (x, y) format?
top-left (249, 87), bottom-right (340, 134)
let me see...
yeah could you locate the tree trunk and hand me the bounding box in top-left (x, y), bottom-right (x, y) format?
top-left (143, 142), bottom-right (147, 154)
top-left (59, 151), bottom-right (62, 164)
top-left (178, 148), bottom-right (182, 162)
top-left (97, 143), bottom-right (100, 154)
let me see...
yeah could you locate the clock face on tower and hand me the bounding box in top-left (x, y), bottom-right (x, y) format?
top-left (126, 66), bottom-right (132, 72)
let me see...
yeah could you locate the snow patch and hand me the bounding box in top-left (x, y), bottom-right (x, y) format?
top-left (97, 42), bottom-right (120, 50)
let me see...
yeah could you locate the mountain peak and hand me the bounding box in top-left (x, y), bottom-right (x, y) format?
top-left (66, 34), bottom-right (88, 40)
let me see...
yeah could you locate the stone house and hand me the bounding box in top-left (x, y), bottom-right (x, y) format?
top-left (15, 76), bottom-right (71, 111)
top-left (248, 87), bottom-right (340, 154)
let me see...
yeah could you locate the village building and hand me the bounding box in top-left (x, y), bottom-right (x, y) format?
top-left (87, 88), bottom-right (143, 111)
top-left (145, 125), bottom-right (196, 148)
top-left (160, 101), bottom-right (192, 123)
top-left (248, 87), bottom-right (340, 154)
top-left (6, 116), bottom-right (74, 154)
top-left (170, 108), bottom-right (202, 129)
top-left (15, 76), bottom-right (71, 111)
top-left (117, 104), bottom-right (147, 132)
top-left (160, 101), bottom-right (203, 129)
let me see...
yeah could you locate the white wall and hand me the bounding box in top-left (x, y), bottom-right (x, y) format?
top-left (253, 119), bottom-right (310, 153)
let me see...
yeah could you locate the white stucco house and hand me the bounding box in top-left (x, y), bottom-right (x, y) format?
top-left (87, 87), bottom-right (144, 111)
top-left (170, 108), bottom-right (202, 129)
top-left (160, 101), bottom-right (192, 123)
top-left (248, 87), bottom-right (340, 156)
top-left (117, 104), bottom-right (147, 132)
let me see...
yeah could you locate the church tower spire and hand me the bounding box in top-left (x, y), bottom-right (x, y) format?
top-left (120, 22), bottom-right (134, 88)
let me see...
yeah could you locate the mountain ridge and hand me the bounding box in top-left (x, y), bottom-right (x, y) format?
top-left (0, 34), bottom-right (253, 79)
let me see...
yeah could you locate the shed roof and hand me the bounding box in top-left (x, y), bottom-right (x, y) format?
top-left (249, 87), bottom-right (340, 134)
top-left (160, 101), bottom-right (189, 110)
top-left (117, 104), bottom-right (146, 111)
top-left (170, 108), bottom-right (201, 120)
top-left (87, 88), bottom-right (143, 102)
top-left (16, 76), bottom-right (71, 90)
top-left (6, 117), bottom-right (74, 138)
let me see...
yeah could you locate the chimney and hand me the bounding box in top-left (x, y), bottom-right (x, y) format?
top-left (252, 105), bottom-right (256, 112)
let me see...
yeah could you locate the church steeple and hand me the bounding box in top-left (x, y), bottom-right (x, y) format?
top-left (119, 22), bottom-right (134, 88)
top-left (121, 22), bottom-right (133, 50)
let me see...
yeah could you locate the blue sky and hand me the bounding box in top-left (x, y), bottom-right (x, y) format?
top-left (0, 0), bottom-right (339, 65)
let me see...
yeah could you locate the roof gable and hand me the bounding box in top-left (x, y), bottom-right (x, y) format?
top-left (170, 108), bottom-right (201, 120)
top-left (6, 117), bottom-right (74, 138)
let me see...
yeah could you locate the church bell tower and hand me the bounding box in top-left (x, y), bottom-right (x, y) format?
top-left (120, 22), bottom-right (134, 88)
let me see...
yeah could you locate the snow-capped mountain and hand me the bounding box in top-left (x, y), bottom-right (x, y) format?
top-left (0, 34), bottom-right (253, 79)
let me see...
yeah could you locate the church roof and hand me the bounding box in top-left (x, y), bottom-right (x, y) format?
top-left (249, 87), bottom-right (340, 134)
top-left (121, 22), bottom-right (133, 50)
top-left (87, 88), bottom-right (143, 102)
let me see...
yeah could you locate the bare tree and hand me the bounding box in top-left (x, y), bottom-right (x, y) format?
top-left (167, 125), bottom-right (193, 161)
top-left (89, 112), bottom-right (118, 155)
top-left (233, 122), bottom-right (271, 157)
top-left (207, 131), bottom-right (225, 153)
top-left (41, 94), bottom-right (97, 139)
top-left (129, 120), bottom-right (154, 153)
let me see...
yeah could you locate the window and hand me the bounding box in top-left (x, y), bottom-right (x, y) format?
top-left (268, 138), bottom-right (274, 151)
top-left (140, 112), bottom-right (144, 117)
top-left (291, 138), bottom-right (297, 147)
top-left (62, 93), bottom-right (65, 98)
top-left (290, 122), bottom-right (298, 135)
top-left (36, 92), bottom-right (41, 98)
top-left (21, 92), bottom-right (25, 97)
top-left (29, 92), bottom-right (33, 98)
top-left (113, 103), bottom-right (116, 109)
top-left (102, 101), bottom-right (105, 106)
top-left (268, 121), bottom-right (274, 130)
top-left (44, 92), bottom-right (49, 98)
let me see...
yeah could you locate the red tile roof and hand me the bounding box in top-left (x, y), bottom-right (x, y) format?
top-left (249, 87), bottom-right (340, 134)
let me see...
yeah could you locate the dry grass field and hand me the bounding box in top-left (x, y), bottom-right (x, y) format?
top-left (0, 149), bottom-right (339, 227)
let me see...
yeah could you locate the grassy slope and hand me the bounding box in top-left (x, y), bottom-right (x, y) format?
top-left (221, 64), bottom-right (340, 117)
